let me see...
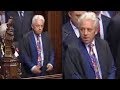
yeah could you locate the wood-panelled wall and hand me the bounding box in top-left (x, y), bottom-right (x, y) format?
top-left (47, 11), bottom-right (62, 74)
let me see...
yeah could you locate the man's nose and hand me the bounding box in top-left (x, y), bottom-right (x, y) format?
top-left (84, 29), bottom-right (88, 35)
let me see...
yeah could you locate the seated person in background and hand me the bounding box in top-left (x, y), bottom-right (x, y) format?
top-left (107, 12), bottom-right (120, 79)
top-left (19, 15), bottom-right (54, 78)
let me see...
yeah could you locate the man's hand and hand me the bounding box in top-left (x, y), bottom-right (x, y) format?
top-left (31, 65), bottom-right (42, 74)
top-left (46, 64), bottom-right (53, 72)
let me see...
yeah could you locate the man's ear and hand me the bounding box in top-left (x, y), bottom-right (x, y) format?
top-left (68, 12), bottom-right (71, 18)
top-left (95, 29), bottom-right (98, 35)
top-left (31, 24), bottom-right (33, 29)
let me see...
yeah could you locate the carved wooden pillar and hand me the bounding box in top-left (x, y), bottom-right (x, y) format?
top-left (0, 17), bottom-right (21, 79)
top-left (0, 57), bottom-right (21, 79)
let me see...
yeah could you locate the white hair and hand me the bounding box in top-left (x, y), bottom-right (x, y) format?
top-left (78, 11), bottom-right (99, 29)
top-left (32, 15), bottom-right (45, 25)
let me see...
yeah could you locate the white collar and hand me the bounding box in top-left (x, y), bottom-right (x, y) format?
top-left (85, 39), bottom-right (95, 47)
top-left (70, 20), bottom-right (78, 30)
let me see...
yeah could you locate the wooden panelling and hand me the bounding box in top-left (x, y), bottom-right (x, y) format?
top-left (47, 11), bottom-right (62, 74)
top-left (22, 74), bottom-right (62, 79)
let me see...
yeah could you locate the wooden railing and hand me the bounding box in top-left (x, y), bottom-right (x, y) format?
top-left (22, 74), bottom-right (62, 79)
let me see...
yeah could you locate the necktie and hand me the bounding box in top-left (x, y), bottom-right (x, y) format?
top-left (36, 35), bottom-right (42, 67)
top-left (88, 43), bottom-right (101, 79)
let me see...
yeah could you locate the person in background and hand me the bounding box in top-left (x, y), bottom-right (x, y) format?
top-left (62, 11), bottom-right (86, 78)
top-left (62, 11), bottom-right (86, 42)
top-left (106, 12), bottom-right (120, 79)
top-left (93, 11), bottom-right (111, 40)
top-left (0, 11), bottom-right (8, 25)
top-left (6, 11), bottom-right (34, 51)
top-left (108, 11), bottom-right (117, 18)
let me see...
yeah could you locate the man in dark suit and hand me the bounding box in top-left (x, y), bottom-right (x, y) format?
top-left (62, 11), bottom-right (86, 77)
top-left (106, 12), bottom-right (120, 78)
top-left (62, 11), bottom-right (86, 42)
top-left (106, 12), bottom-right (120, 60)
top-left (6, 11), bottom-right (34, 49)
top-left (116, 42), bottom-right (120, 79)
top-left (94, 11), bottom-right (111, 40)
top-left (108, 11), bottom-right (117, 18)
top-left (19, 15), bottom-right (54, 78)
top-left (63, 12), bottom-right (116, 79)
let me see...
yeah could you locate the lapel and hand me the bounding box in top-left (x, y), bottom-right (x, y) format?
top-left (22, 11), bottom-right (25, 22)
top-left (95, 37), bottom-right (105, 76)
top-left (41, 32), bottom-right (47, 66)
top-left (76, 38), bottom-right (96, 78)
top-left (16, 11), bottom-right (24, 23)
top-left (16, 11), bottom-right (21, 20)
top-left (29, 31), bottom-right (38, 58)
top-left (108, 11), bottom-right (116, 18)
top-left (41, 33), bottom-right (45, 56)
top-left (78, 38), bottom-right (94, 71)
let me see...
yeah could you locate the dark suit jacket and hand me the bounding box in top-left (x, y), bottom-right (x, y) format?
top-left (62, 21), bottom-right (78, 43)
top-left (62, 21), bottom-right (79, 59)
top-left (116, 42), bottom-right (120, 79)
top-left (19, 31), bottom-right (54, 77)
top-left (62, 21), bottom-right (79, 75)
top-left (63, 37), bottom-right (116, 79)
top-left (6, 11), bottom-right (34, 46)
top-left (101, 15), bottom-right (111, 40)
top-left (97, 15), bottom-right (111, 40)
top-left (106, 13), bottom-right (120, 61)
top-left (108, 11), bottom-right (116, 18)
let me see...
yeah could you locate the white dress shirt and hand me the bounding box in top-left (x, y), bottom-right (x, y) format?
top-left (70, 20), bottom-right (80, 38)
top-left (98, 12), bottom-right (104, 39)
